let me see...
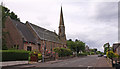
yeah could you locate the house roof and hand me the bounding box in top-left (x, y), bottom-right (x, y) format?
top-left (11, 19), bottom-right (37, 43)
top-left (29, 23), bottom-right (61, 43)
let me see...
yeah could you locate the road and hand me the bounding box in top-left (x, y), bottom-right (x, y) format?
top-left (2, 55), bottom-right (113, 69)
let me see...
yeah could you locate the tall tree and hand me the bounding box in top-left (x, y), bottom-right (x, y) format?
top-left (103, 43), bottom-right (110, 54)
top-left (67, 39), bottom-right (85, 53)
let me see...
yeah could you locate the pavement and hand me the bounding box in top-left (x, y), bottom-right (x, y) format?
top-left (1, 59), bottom-right (64, 67)
top-left (1, 61), bottom-right (29, 67)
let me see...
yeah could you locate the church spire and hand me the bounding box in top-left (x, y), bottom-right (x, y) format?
top-left (58, 6), bottom-right (66, 47)
top-left (59, 6), bottom-right (64, 26)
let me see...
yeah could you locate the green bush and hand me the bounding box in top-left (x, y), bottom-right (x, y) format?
top-left (77, 53), bottom-right (87, 56)
top-left (85, 52), bottom-right (90, 55)
top-left (90, 52), bottom-right (95, 55)
top-left (106, 51), bottom-right (116, 59)
top-left (1, 50), bottom-right (31, 61)
top-left (54, 47), bottom-right (73, 57)
top-left (38, 53), bottom-right (42, 60)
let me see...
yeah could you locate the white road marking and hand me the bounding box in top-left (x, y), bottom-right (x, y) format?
top-left (78, 65), bottom-right (83, 67)
top-left (87, 66), bottom-right (93, 69)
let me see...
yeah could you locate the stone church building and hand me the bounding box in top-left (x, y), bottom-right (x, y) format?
top-left (3, 7), bottom-right (66, 52)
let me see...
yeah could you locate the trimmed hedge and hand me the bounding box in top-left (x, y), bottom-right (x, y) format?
top-left (54, 47), bottom-right (73, 57)
top-left (77, 53), bottom-right (87, 56)
top-left (1, 50), bottom-right (31, 61)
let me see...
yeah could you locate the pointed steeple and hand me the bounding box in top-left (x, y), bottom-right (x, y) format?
top-left (58, 6), bottom-right (66, 47)
top-left (59, 6), bottom-right (64, 26)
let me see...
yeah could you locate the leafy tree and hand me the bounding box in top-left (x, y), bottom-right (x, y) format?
top-left (67, 39), bottom-right (85, 53)
top-left (68, 39), bottom-right (72, 41)
top-left (89, 49), bottom-right (95, 52)
top-left (94, 48), bottom-right (97, 52)
top-left (96, 51), bottom-right (103, 55)
top-left (2, 5), bottom-right (20, 27)
top-left (67, 40), bottom-right (76, 52)
top-left (75, 40), bottom-right (85, 53)
top-left (103, 43), bottom-right (110, 54)
top-left (106, 51), bottom-right (116, 59)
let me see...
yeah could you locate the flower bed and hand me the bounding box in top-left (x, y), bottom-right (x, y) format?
top-left (29, 51), bottom-right (42, 62)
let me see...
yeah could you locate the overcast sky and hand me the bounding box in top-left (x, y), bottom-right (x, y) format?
top-left (1, 0), bottom-right (119, 52)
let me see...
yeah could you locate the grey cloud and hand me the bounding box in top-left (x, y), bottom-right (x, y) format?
top-left (95, 2), bottom-right (118, 22)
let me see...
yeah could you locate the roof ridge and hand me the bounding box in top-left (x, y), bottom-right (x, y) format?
top-left (29, 23), bottom-right (56, 34)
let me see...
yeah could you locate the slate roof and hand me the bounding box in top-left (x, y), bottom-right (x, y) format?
top-left (29, 23), bottom-right (61, 43)
top-left (11, 19), bottom-right (37, 43)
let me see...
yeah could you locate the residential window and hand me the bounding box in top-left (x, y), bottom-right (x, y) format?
top-left (17, 45), bottom-right (19, 49)
top-left (38, 43), bottom-right (41, 51)
top-left (27, 46), bottom-right (32, 51)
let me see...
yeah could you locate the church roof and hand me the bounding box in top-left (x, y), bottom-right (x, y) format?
top-left (29, 23), bottom-right (61, 43)
top-left (11, 19), bottom-right (37, 43)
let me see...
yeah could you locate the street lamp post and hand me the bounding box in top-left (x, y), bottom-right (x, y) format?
top-left (76, 46), bottom-right (77, 57)
top-left (42, 30), bottom-right (47, 63)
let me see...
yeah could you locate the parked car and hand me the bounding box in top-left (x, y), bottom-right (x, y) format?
top-left (104, 55), bottom-right (107, 58)
top-left (98, 54), bottom-right (103, 57)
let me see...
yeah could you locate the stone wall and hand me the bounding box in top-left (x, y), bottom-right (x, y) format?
top-left (24, 43), bottom-right (39, 51)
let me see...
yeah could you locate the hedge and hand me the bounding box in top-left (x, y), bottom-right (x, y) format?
top-left (77, 53), bottom-right (87, 56)
top-left (1, 50), bottom-right (31, 61)
top-left (54, 47), bottom-right (73, 57)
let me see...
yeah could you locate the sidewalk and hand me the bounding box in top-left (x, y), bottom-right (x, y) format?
top-left (95, 57), bottom-right (112, 67)
top-left (1, 61), bottom-right (28, 67)
top-left (1, 59), bottom-right (63, 67)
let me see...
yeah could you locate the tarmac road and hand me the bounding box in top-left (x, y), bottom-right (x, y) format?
top-left (2, 55), bottom-right (113, 69)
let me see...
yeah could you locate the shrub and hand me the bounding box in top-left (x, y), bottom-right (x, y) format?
top-left (54, 47), bottom-right (73, 57)
top-left (90, 52), bottom-right (95, 55)
top-left (1, 50), bottom-right (31, 61)
top-left (106, 51), bottom-right (116, 59)
top-left (85, 52), bottom-right (90, 55)
top-left (28, 51), bottom-right (42, 61)
top-left (77, 53), bottom-right (87, 56)
top-left (38, 53), bottom-right (42, 60)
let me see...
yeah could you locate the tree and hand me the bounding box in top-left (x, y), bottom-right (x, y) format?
top-left (68, 39), bottom-right (72, 41)
top-left (2, 5), bottom-right (20, 25)
top-left (75, 40), bottom-right (85, 53)
top-left (67, 40), bottom-right (76, 52)
top-left (75, 39), bottom-right (78, 42)
top-left (103, 43), bottom-right (110, 54)
top-left (67, 39), bottom-right (85, 53)
top-left (106, 51), bottom-right (116, 59)
top-left (96, 51), bottom-right (103, 55)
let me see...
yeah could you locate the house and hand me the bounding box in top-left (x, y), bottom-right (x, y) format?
top-left (3, 6), bottom-right (67, 52)
top-left (113, 43), bottom-right (120, 55)
top-left (85, 45), bottom-right (90, 52)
